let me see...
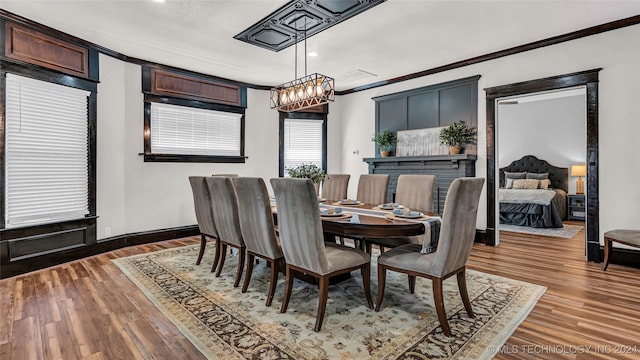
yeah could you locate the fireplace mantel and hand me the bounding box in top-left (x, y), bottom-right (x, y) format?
top-left (363, 154), bottom-right (477, 169)
top-left (363, 154), bottom-right (477, 214)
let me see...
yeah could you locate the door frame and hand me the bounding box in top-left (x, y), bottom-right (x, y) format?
top-left (484, 69), bottom-right (601, 262)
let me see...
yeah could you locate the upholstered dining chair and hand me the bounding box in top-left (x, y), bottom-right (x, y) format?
top-left (188, 176), bottom-right (219, 267)
top-left (364, 174), bottom-right (436, 253)
top-left (374, 177), bottom-right (485, 337)
top-left (233, 177), bottom-right (285, 306)
top-left (270, 177), bottom-right (373, 332)
top-left (395, 174), bottom-right (436, 214)
top-left (205, 176), bottom-right (246, 287)
top-left (356, 174), bottom-right (390, 204)
top-left (321, 174), bottom-right (350, 201)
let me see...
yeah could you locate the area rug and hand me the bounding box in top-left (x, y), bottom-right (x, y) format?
top-left (113, 244), bottom-right (545, 360)
top-left (499, 224), bottom-right (583, 239)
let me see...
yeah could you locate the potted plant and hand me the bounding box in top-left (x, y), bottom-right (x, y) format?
top-left (439, 121), bottom-right (476, 154)
top-left (371, 129), bottom-right (397, 157)
top-left (287, 163), bottom-right (326, 194)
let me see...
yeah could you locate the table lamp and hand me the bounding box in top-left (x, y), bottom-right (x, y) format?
top-left (571, 164), bottom-right (586, 194)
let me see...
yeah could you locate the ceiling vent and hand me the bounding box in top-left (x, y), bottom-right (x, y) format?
top-left (337, 69), bottom-right (378, 83)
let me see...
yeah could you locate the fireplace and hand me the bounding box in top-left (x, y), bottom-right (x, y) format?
top-left (363, 154), bottom-right (477, 215)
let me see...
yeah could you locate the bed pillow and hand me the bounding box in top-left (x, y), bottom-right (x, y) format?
top-left (504, 171), bottom-right (526, 188)
top-left (512, 179), bottom-right (540, 189)
top-left (527, 172), bottom-right (549, 180)
top-left (539, 179), bottom-right (551, 190)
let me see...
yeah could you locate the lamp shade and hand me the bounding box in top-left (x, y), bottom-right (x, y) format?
top-left (570, 164), bottom-right (586, 177)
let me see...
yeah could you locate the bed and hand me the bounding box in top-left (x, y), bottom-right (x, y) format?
top-left (499, 155), bottom-right (568, 228)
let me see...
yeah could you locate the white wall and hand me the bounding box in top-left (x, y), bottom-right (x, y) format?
top-left (498, 93), bottom-right (587, 194)
top-left (330, 24), bottom-right (640, 243)
top-left (96, 55), bottom-right (279, 239)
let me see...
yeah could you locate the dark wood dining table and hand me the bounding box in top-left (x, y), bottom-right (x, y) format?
top-left (319, 202), bottom-right (427, 239)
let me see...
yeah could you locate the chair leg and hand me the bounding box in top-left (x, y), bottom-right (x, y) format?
top-left (365, 242), bottom-right (372, 254)
top-left (361, 264), bottom-right (373, 309)
top-left (603, 238), bottom-right (612, 271)
top-left (432, 278), bottom-right (452, 336)
top-left (210, 239), bottom-right (221, 272)
top-left (408, 275), bottom-right (416, 294)
top-left (215, 244), bottom-right (228, 277)
top-left (375, 265), bottom-right (387, 311)
top-left (280, 266), bottom-right (295, 313)
top-left (242, 253), bottom-right (255, 293)
top-left (196, 234), bottom-right (207, 265)
top-left (314, 276), bottom-right (330, 332)
top-left (457, 269), bottom-right (474, 318)
top-left (266, 259), bottom-right (280, 307)
top-left (234, 247), bottom-right (245, 288)
top-left (338, 236), bottom-right (345, 246)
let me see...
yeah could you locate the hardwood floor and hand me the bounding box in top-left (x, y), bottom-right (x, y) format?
top-left (1, 226), bottom-right (639, 359)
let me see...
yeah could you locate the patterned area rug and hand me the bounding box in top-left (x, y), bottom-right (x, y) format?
top-left (499, 224), bottom-right (583, 238)
top-left (113, 244), bottom-right (545, 360)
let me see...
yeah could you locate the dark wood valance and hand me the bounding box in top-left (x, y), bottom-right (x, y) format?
top-left (3, 21), bottom-right (96, 80)
top-left (143, 66), bottom-right (246, 107)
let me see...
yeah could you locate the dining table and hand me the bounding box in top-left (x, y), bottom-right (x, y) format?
top-left (271, 198), bottom-right (441, 254)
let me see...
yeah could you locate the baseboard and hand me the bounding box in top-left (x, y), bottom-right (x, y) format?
top-left (475, 229), bottom-right (488, 244)
top-left (0, 225), bottom-right (199, 279)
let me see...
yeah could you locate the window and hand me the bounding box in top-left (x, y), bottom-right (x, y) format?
top-left (4, 73), bottom-right (90, 228)
top-left (279, 112), bottom-right (327, 176)
top-left (150, 102), bottom-right (241, 156)
top-left (141, 65), bottom-right (247, 163)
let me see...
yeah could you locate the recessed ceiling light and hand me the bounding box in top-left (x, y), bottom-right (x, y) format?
top-left (307, 52), bottom-right (318, 57)
top-left (152, 0), bottom-right (165, 3)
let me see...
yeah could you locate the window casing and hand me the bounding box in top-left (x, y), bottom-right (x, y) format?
top-left (279, 112), bottom-right (327, 177)
top-left (4, 73), bottom-right (90, 228)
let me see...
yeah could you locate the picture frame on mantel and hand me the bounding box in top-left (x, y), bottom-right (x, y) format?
top-left (396, 127), bottom-right (449, 157)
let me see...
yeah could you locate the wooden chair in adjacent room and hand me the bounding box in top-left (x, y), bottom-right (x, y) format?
top-left (205, 176), bottom-right (246, 287)
top-left (375, 177), bottom-right (485, 337)
top-left (270, 177), bottom-right (373, 332)
top-left (233, 177), bottom-right (285, 306)
top-left (188, 176), bottom-right (220, 268)
top-left (602, 229), bottom-right (640, 271)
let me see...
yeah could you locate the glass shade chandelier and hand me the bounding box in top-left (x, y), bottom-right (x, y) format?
top-left (270, 29), bottom-right (334, 112)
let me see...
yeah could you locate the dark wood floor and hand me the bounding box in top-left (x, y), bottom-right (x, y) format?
top-left (1, 225), bottom-right (639, 359)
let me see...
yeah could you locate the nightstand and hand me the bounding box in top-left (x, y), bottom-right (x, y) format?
top-left (567, 194), bottom-right (585, 221)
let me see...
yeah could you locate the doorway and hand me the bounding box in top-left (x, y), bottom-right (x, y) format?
top-left (484, 69), bottom-right (601, 262)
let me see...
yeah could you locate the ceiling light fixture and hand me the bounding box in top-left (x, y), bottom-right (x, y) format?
top-left (307, 52), bottom-right (318, 57)
top-left (270, 25), bottom-right (334, 112)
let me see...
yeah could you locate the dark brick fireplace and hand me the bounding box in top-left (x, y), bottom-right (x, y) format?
top-left (363, 154), bottom-right (477, 215)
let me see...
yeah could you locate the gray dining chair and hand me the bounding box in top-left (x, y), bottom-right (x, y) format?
top-left (270, 177), bottom-right (373, 332)
top-left (395, 174), bottom-right (436, 214)
top-left (233, 177), bottom-right (285, 306)
top-left (188, 176), bottom-right (219, 267)
top-left (356, 174), bottom-right (390, 204)
top-left (321, 174), bottom-right (350, 201)
top-left (364, 174), bottom-right (436, 253)
top-left (205, 176), bottom-right (246, 287)
top-left (375, 177), bottom-right (485, 337)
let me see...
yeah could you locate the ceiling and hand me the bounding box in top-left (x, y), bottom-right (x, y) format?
top-left (2, 0), bottom-right (639, 91)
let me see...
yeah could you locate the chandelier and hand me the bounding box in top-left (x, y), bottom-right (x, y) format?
top-left (270, 29), bottom-right (334, 112)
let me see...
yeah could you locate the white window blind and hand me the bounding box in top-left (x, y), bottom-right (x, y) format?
top-left (5, 73), bottom-right (90, 228)
top-left (150, 102), bottom-right (241, 156)
top-left (283, 118), bottom-right (323, 172)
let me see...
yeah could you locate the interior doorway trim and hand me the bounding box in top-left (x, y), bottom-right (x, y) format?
top-left (484, 69), bottom-right (601, 262)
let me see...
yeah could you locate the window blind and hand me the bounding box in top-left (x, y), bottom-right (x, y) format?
top-left (283, 118), bottom-right (323, 172)
top-left (5, 73), bottom-right (90, 228)
top-left (150, 102), bottom-right (241, 156)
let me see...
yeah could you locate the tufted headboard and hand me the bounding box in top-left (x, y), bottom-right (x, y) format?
top-left (499, 155), bottom-right (568, 192)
